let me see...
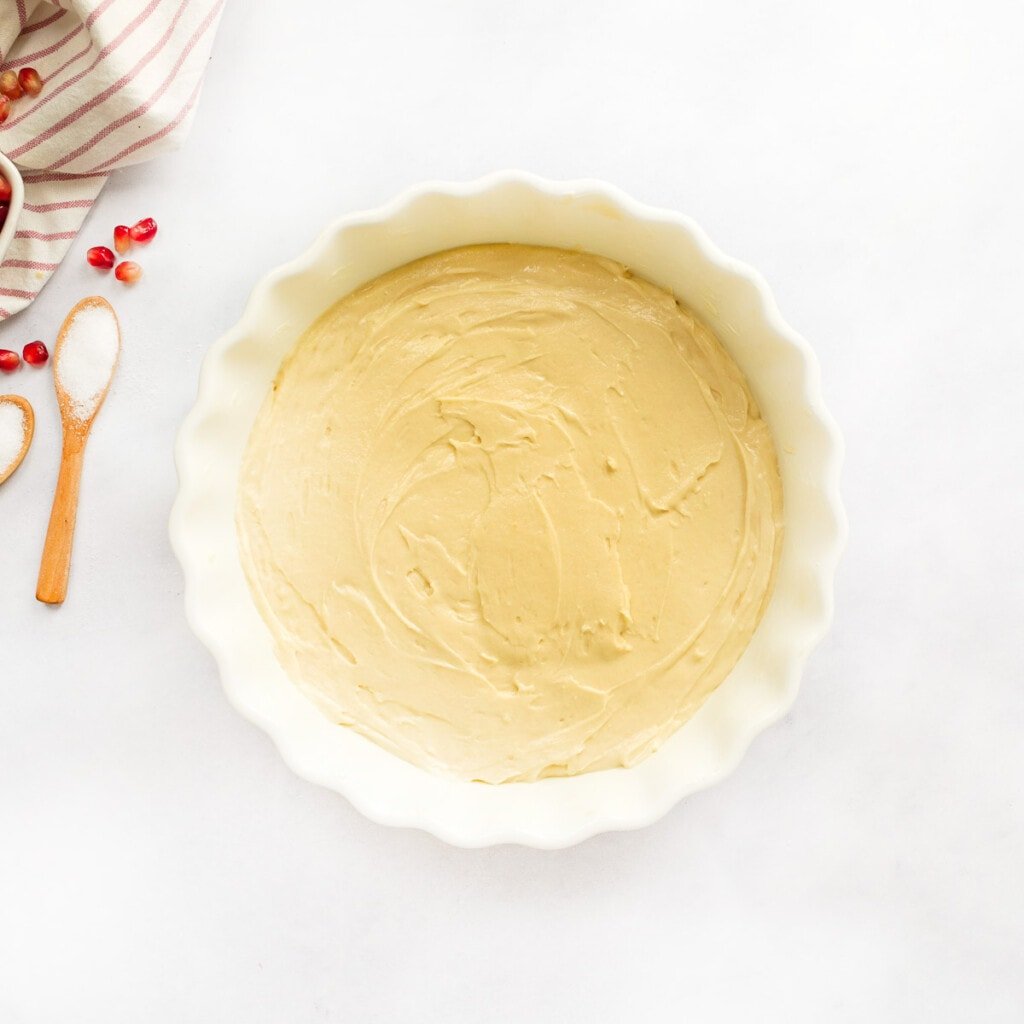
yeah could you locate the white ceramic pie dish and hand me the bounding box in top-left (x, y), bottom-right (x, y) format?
top-left (171, 172), bottom-right (845, 848)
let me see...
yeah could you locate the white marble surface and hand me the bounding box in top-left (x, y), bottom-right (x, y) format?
top-left (2, 1), bottom-right (1022, 1020)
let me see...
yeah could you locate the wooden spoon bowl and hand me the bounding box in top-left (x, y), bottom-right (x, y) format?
top-left (0, 393), bottom-right (34, 486)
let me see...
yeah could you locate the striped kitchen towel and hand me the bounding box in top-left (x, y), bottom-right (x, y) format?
top-left (0, 0), bottom-right (225, 320)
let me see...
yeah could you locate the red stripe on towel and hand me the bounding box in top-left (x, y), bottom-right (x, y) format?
top-left (14, 229), bottom-right (79, 241)
top-left (1, 259), bottom-right (62, 271)
top-left (22, 199), bottom-right (96, 212)
top-left (22, 8), bottom-right (68, 35)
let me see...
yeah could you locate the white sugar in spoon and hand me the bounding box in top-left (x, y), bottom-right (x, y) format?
top-left (0, 394), bottom-right (34, 486)
top-left (37, 296), bottom-right (121, 605)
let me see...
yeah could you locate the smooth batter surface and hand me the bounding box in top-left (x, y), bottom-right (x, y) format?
top-left (237, 244), bottom-right (783, 783)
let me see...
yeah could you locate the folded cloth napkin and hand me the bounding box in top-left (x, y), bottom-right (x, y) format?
top-left (0, 0), bottom-right (225, 320)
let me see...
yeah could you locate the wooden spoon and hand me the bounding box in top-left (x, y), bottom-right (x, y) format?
top-left (0, 394), bottom-right (34, 486)
top-left (37, 296), bottom-right (121, 605)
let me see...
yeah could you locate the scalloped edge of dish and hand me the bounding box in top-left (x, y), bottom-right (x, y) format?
top-left (171, 171), bottom-right (846, 848)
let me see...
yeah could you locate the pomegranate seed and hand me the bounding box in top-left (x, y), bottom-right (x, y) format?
top-left (0, 70), bottom-right (21, 100)
top-left (87, 245), bottom-right (115, 270)
top-left (22, 341), bottom-right (49, 366)
top-left (113, 224), bottom-right (132, 255)
top-left (0, 95), bottom-right (10, 124)
top-left (0, 202), bottom-right (8, 229)
top-left (0, 350), bottom-right (20, 374)
top-left (129, 217), bottom-right (158, 243)
top-left (0, 174), bottom-right (10, 202)
top-left (115, 260), bottom-right (142, 284)
top-left (18, 68), bottom-right (43, 97)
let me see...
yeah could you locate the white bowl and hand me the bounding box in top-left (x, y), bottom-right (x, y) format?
top-left (171, 172), bottom-right (845, 848)
top-left (0, 152), bottom-right (25, 264)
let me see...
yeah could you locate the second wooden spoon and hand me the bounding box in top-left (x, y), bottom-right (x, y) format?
top-left (0, 394), bottom-right (34, 486)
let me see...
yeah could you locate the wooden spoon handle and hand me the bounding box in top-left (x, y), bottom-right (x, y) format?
top-left (37, 431), bottom-right (86, 606)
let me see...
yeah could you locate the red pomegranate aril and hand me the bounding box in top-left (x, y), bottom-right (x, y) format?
top-left (0, 349), bottom-right (20, 374)
top-left (0, 202), bottom-right (8, 229)
top-left (18, 67), bottom-right (43, 97)
top-left (0, 174), bottom-right (11, 202)
top-left (87, 245), bottom-right (115, 270)
top-left (0, 95), bottom-right (10, 124)
top-left (113, 224), bottom-right (132, 255)
top-left (23, 341), bottom-right (49, 366)
top-left (129, 217), bottom-right (157, 243)
top-left (0, 70), bottom-right (21, 100)
top-left (115, 260), bottom-right (142, 284)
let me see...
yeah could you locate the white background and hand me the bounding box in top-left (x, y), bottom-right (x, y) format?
top-left (2, 1), bottom-right (1022, 1020)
